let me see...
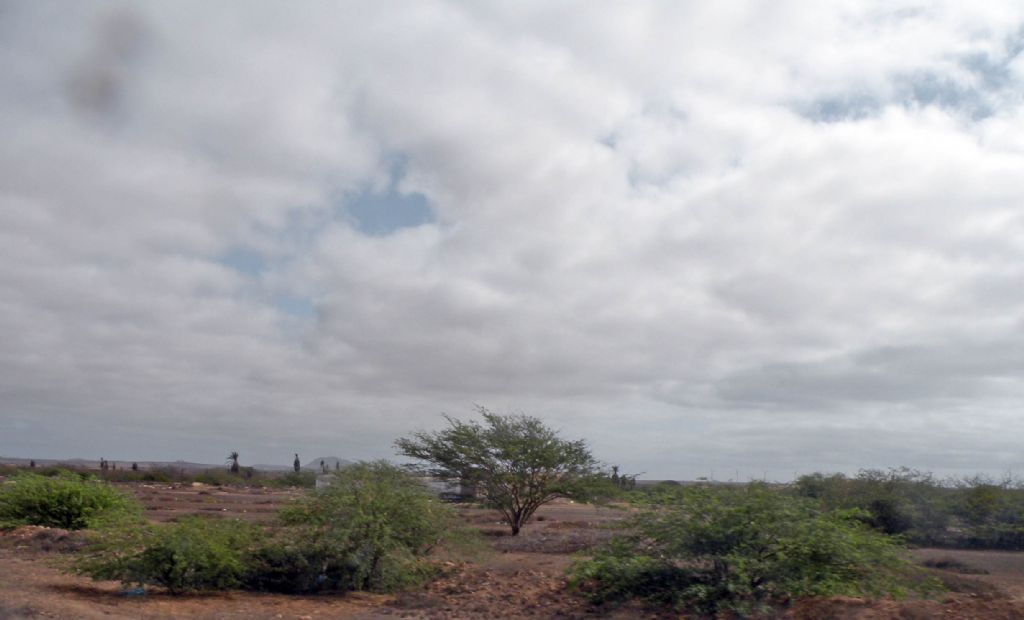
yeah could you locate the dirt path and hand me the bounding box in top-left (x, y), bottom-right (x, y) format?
top-left (912, 547), bottom-right (1024, 600)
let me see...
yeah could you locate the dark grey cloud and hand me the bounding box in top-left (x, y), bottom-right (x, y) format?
top-left (717, 340), bottom-right (1024, 410)
top-left (65, 7), bottom-right (149, 121)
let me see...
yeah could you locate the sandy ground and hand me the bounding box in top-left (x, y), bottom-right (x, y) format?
top-left (4, 483), bottom-right (1024, 619)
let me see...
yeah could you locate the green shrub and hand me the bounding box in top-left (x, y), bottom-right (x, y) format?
top-left (0, 471), bottom-right (139, 529)
top-left (75, 517), bottom-right (256, 593)
top-left (241, 538), bottom-right (380, 593)
top-left (262, 470), bottom-right (316, 489)
top-left (570, 484), bottom-right (923, 616)
top-left (793, 469), bottom-right (953, 545)
top-left (34, 466), bottom-right (89, 478)
top-left (192, 468), bottom-right (242, 486)
top-left (570, 547), bottom-right (698, 607)
top-left (278, 460), bottom-right (470, 592)
top-left (242, 542), bottom-right (324, 593)
top-left (140, 470), bottom-right (173, 483)
top-left (792, 469), bottom-right (1024, 550)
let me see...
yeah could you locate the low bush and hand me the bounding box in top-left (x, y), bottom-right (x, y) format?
top-left (242, 542), bottom-right (324, 593)
top-left (570, 484), bottom-right (925, 616)
top-left (140, 469), bottom-right (174, 483)
top-left (0, 471), bottom-right (139, 529)
top-left (241, 536), bottom-right (449, 594)
top-left (793, 469), bottom-right (1024, 550)
top-left (75, 517), bottom-right (256, 593)
top-left (95, 468), bottom-right (175, 484)
top-left (32, 466), bottom-right (90, 478)
top-left (0, 464), bottom-right (21, 478)
top-left (278, 460), bottom-right (472, 592)
top-left (262, 470), bottom-right (317, 489)
top-left (192, 468), bottom-right (244, 486)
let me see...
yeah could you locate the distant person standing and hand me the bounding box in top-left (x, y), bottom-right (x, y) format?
top-left (294, 453), bottom-right (300, 473)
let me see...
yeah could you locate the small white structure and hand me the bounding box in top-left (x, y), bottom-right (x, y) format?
top-left (314, 472), bottom-right (477, 499)
top-left (421, 477), bottom-right (477, 500)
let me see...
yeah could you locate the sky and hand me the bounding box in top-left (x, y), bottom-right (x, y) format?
top-left (3, 2), bottom-right (1024, 480)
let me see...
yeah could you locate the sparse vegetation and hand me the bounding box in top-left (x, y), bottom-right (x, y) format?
top-left (0, 471), bottom-right (139, 530)
top-left (87, 465), bottom-right (315, 487)
top-left (71, 461), bottom-right (472, 595)
top-left (11, 452), bottom-right (1024, 616)
top-left (268, 470), bottom-right (317, 488)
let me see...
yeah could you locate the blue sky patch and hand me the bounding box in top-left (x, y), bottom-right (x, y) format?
top-left (218, 246), bottom-right (267, 277)
top-left (274, 295), bottom-right (316, 318)
top-left (344, 188), bottom-right (433, 236)
top-left (797, 93), bottom-right (882, 123)
top-left (340, 156), bottom-right (435, 236)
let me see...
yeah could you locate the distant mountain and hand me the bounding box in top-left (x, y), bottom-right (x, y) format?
top-left (303, 456), bottom-right (353, 471)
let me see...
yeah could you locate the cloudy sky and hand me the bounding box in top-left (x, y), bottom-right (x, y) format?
top-left (4, 2), bottom-right (1024, 480)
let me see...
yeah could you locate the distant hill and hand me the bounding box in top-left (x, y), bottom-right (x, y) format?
top-left (0, 457), bottom-right (225, 471)
top-left (303, 456), bottom-right (353, 471)
top-left (0, 456), bottom-right (304, 473)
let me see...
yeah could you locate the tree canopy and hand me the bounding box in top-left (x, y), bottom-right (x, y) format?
top-left (395, 407), bottom-right (600, 535)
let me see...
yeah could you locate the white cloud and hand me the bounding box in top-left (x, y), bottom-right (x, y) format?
top-left (3, 2), bottom-right (1024, 478)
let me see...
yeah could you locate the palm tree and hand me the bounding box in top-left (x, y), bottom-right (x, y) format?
top-left (227, 451), bottom-right (240, 474)
top-left (293, 453), bottom-right (300, 473)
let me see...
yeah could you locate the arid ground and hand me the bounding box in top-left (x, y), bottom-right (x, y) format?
top-left (4, 483), bottom-right (1024, 619)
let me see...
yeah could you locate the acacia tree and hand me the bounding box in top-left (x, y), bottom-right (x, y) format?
top-left (395, 407), bottom-right (599, 535)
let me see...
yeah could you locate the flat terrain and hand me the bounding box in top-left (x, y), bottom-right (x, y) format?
top-left (132, 482), bottom-right (305, 523)
top-left (4, 483), bottom-right (1024, 619)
